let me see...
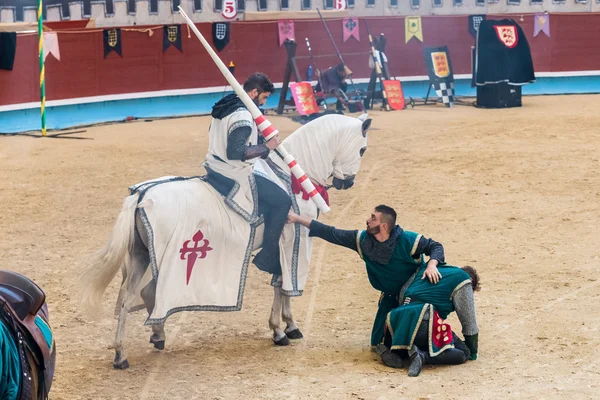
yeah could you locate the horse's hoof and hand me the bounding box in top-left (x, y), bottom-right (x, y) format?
top-left (274, 335), bottom-right (290, 346)
top-left (152, 340), bottom-right (165, 350)
top-left (113, 359), bottom-right (130, 370)
top-left (285, 329), bottom-right (303, 340)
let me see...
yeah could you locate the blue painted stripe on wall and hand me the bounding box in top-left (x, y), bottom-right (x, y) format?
top-left (2, 76), bottom-right (600, 134)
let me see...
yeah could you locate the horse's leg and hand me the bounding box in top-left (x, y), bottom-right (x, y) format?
top-left (113, 230), bottom-right (147, 369)
top-left (269, 286), bottom-right (289, 346)
top-left (282, 294), bottom-right (303, 340)
top-left (140, 279), bottom-right (166, 350)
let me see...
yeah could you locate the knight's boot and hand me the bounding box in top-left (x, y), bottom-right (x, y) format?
top-left (253, 247), bottom-right (282, 275)
top-left (407, 345), bottom-right (428, 377)
top-left (376, 344), bottom-right (404, 369)
top-left (253, 193), bottom-right (291, 275)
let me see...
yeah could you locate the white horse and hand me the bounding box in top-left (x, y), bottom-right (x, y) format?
top-left (80, 113), bottom-right (372, 369)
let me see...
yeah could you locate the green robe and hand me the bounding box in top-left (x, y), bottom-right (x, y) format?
top-left (385, 265), bottom-right (471, 356)
top-left (0, 321), bottom-right (21, 400)
top-left (356, 229), bottom-right (425, 346)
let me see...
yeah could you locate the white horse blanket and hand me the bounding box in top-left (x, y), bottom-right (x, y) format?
top-left (128, 160), bottom-right (316, 325)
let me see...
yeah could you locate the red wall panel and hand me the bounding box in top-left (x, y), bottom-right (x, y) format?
top-left (2, 14), bottom-right (600, 107)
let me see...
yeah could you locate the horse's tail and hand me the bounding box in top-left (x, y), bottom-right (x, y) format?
top-left (79, 192), bottom-right (139, 318)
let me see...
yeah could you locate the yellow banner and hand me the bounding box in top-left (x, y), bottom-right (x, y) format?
top-left (405, 16), bottom-right (423, 44)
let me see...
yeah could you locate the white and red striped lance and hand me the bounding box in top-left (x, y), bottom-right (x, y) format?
top-left (178, 6), bottom-right (330, 214)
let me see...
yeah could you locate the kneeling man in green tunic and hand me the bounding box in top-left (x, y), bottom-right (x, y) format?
top-left (378, 264), bottom-right (480, 377)
top-left (287, 205), bottom-right (479, 377)
top-left (287, 205), bottom-right (444, 347)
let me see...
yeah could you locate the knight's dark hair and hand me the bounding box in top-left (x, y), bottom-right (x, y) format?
top-left (374, 205), bottom-right (397, 229)
top-left (461, 266), bottom-right (481, 292)
top-left (243, 73), bottom-right (274, 94)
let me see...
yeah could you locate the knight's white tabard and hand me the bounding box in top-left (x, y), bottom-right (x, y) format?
top-left (204, 108), bottom-right (261, 222)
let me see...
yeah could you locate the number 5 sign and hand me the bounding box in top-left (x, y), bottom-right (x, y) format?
top-left (222, 0), bottom-right (237, 19)
top-left (335, 0), bottom-right (346, 9)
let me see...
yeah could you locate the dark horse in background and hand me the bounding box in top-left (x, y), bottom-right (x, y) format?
top-left (0, 270), bottom-right (56, 400)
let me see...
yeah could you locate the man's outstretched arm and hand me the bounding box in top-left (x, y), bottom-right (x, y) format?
top-left (288, 212), bottom-right (359, 252)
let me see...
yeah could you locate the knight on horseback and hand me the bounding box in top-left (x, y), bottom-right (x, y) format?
top-left (204, 73), bottom-right (292, 275)
top-left (79, 81), bottom-right (373, 369)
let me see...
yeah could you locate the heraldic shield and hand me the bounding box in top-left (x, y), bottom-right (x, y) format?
top-left (382, 80), bottom-right (405, 110)
top-left (103, 28), bottom-right (122, 58)
top-left (431, 52), bottom-right (450, 78)
top-left (494, 25), bottom-right (518, 48)
top-left (424, 46), bottom-right (454, 85)
top-left (163, 25), bottom-right (183, 52)
top-left (213, 22), bottom-right (230, 52)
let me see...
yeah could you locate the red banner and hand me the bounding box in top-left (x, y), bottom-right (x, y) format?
top-left (382, 80), bottom-right (405, 111)
top-left (278, 20), bottom-right (295, 47)
top-left (343, 17), bottom-right (359, 43)
top-left (290, 82), bottom-right (319, 115)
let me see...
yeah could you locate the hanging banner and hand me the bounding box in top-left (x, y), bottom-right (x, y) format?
top-left (469, 15), bottom-right (486, 38)
top-left (278, 20), bottom-right (295, 47)
top-left (222, 0), bottom-right (237, 20)
top-left (43, 32), bottom-right (61, 61)
top-left (534, 13), bottom-right (550, 37)
top-left (405, 16), bottom-right (423, 44)
top-left (212, 22), bottom-right (230, 52)
top-left (382, 80), bottom-right (405, 111)
top-left (103, 28), bottom-right (122, 58)
top-left (290, 82), bottom-right (319, 115)
top-left (163, 25), bottom-right (183, 52)
top-left (343, 17), bottom-right (359, 43)
top-left (0, 32), bottom-right (16, 70)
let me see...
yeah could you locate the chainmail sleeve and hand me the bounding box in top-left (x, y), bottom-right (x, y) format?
top-left (452, 284), bottom-right (479, 336)
top-left (226, 119), bottom-right (269, 161)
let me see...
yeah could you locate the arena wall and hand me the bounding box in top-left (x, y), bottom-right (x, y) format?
top-left (1, 13), bottom-right (600, 133)
top-left (2, 0), bottom-right (600, 25)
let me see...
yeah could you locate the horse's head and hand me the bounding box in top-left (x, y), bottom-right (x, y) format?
top-left (331, 113), bottom-right (371, 191)
top-left (281, 113), bottom-right (371, 191)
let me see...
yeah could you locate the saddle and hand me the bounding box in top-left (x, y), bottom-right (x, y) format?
top-left (0, 270), bottom-right (56, 400)
top-left (0, 270), bottom-right (46, 321)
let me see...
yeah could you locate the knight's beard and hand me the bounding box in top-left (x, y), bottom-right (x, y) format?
top-left (366, 224), bottom-right (381, 235)
top-left (252, 96), bottom-right (260, 107)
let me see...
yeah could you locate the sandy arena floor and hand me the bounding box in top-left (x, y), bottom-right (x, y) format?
top-left (1, 95), bottom-right (599, 399)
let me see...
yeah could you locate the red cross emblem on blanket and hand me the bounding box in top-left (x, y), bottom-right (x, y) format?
top-left (179, 230), bottom-right (213, 285)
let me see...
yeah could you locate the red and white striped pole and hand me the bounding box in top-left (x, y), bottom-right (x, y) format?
top-left (178, 7), bottom-right (330, 214)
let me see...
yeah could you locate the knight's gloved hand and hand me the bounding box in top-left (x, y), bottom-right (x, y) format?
top-left (465, 333), bottom-right (478, 361)
top-left (241, 144), bottom-right (270, 161)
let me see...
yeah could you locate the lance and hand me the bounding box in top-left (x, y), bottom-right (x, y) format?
top-left (305, 37), bottom-right (329, 110)
top-left (178, 6), bottom-right (330, 214)
top-left (316, 8), bottom-right (360, 96)
top-left (364, 19), bottom-right (390, 111)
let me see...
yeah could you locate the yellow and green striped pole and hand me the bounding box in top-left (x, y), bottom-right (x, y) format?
top-left (37, 0), bottom-right (46, 136)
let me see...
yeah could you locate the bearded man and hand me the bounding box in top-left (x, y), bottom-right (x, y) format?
top-left (287, 205), bottom-right (443, 346)
top-left (204, 73), bottom-right (292, 275)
